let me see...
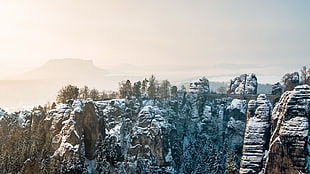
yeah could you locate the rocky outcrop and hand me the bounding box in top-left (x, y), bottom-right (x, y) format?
top-left (226, 99), bottom-right (247, 153)
top-left (272, 82), bottom-right (283, 95)
top-left (0, 92), bottom-right (252, 173)
top-left (227, 73), bottom-right (258, 94)
top-left (240, 94), bottom-right (272, 174)
top-left (189, 76), bottom-right (210, 94)
top-left (238, 85), bottom-right (310, 173)
top-left (291, 72), bottom-right (300, 84)
top-left (0, 100), bottom-right (100, 173)
top-left (0, 84), bottom-right (303, 174)
top-left (264, 85), bottom-right (310, 174)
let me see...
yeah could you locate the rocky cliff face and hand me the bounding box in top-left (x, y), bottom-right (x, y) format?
top-left (2, 85), bottom-right (310, 173)
top-left (0, 100), bottom-right (100, 173)
top-left (227, 73), bottom-right (258, 95)
top-left (240, 85), bottom-right (310, 174)
top-left (0, 91), bottom-right (249, 173)
top-left (264, 85), bottom-right (310, 174)
top-left (239, 94), bottom-right (273, 174)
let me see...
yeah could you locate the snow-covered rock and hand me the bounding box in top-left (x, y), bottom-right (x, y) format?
top-left (227, 99), bottom-right (247, 114)
top-left (189, 76), bottom-right (210, 94)
top-left (264, 85), bottom-right (310, 174)
top-left (0, 93), bottom-right (255, 173)
top-left (240, 94), bottom-right (272, 174)
top-left (227, 73), bottom-right (258, 94)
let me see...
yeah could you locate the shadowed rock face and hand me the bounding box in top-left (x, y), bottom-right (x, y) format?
top-left (264, 85), bottom-right (310, 174)
top-left (83, 102), bottom-right (99, 160)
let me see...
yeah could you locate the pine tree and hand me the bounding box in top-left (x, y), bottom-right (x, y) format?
top-left (51, 102), bottom-right (57, 109)
top-left (300, 66), bottom-right (310, 85)
top-left (147, 75), bottom-right (157, 99)
top-left (141, 78), bottom-right (148, 94)
top-left (89, 88), bottom-right (100, 101)
top-left (171, 86), bottom-right (178, 98)
top-left (56, 85), bottom-right (79, 104)
top-left (226, 152), bottom-right (238, 174)
top-left (119, 80), bottom-right (132, 99)
top-left (101, 90), bottom-right (108, 100)
top-left (132, 81), bottom-right (142, 99)
top-left (79, 85), bottom-right (90, 99)
top-left (282, 72), bottom-right (299, 91)
top-left (159, 80), bottom-right (171, 98)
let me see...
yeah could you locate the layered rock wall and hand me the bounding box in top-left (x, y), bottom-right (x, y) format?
top-left (240, 94), bottom-right (272, 173)
top-left (264, 85), bottom-right (310, 174)
top-left (240, 85), bottom-right (310, 174)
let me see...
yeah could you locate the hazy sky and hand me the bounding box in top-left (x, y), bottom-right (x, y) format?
top-left (0, 0), bottom-right (309, 83)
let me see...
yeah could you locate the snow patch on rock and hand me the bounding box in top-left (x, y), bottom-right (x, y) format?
top-left (227, 99), bottom-right (247, 114)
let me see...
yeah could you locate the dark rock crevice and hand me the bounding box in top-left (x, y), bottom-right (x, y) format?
top-left (82, 102), bottom-right (99, 161)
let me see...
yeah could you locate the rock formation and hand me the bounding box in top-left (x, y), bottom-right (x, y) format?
top-left (0, 100), bottom-right (99, 173)
top-left (227, 73), bottom-right (258, 94)
top-left (264, 85), bottom-right (310, 174)
top-left (0, 90), bottom-right (251, 173)
top-left (189, 76), bottom-right (210, 94)
top-left (239, 85), bottom-right (310, 174)
top-left (271, 82), bottom-right (283, 95)
top-left (240, 94), bottom-right (272, 174)
top-left (8, 85), bottom-right (310, 174)
top-left (3, 84), bottom-right (310, 174)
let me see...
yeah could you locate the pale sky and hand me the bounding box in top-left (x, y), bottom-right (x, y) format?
top-left (0, 0), bottom-right (309, 83)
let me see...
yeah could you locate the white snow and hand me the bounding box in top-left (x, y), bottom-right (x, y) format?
top-left (18, 111), bottom-right (31, 128)
top-left (73, 107), bottom-right (82, 113)
top-left (73, 129), bottom-right (80, 139)
top-left (227, 99), bottom-right (247, 114)
top-left (0, 108), bottom-right (7, 121)
top-left (109, 124), bottom-right (121, 137)
top-left (165, 149), bottom-right (173, 162)
top-left (64, 143), bottom-right (79, 152)
top-left (56, 104), bottom-right (69, 110)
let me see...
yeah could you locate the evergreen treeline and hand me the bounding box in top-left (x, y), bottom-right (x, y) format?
top-left (55, 75), bottom-right (178, 105)
top-left (118, 75), bottom-right (178, 100)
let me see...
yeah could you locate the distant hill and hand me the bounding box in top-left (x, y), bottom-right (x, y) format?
top-left (0, 59), bottom-right (142, 110)
top-left (16, 58), bottom-right (107, 80)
